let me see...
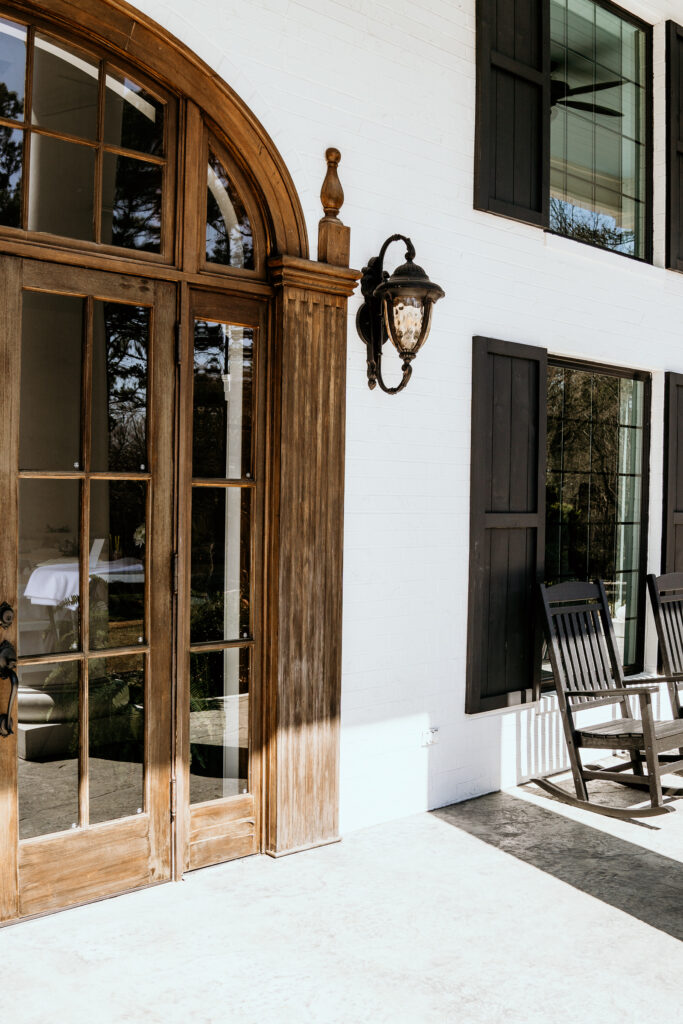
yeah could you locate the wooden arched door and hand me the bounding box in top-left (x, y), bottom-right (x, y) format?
top-left (0, 2), bottom-right (283, 921)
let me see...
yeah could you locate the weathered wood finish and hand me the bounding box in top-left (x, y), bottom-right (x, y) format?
top-left (466, 336), bottom-right (547, 714)
top-left (318, 148), bottom-right (350, 267)
top-left (0, 0), bottom-right (359, 918)
top-left (538, 580), bottom-right (683, 816)
top-left (0, 257), bottom-right (21, 922)
top-left (265, 256), bottom-right (358, 856)
top-left (189, 798), bottom-right (257, 871)
top-left (19, 816), bottom-right (153, 917)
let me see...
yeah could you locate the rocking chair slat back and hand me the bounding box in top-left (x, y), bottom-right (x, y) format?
top-left (537, 578), bottom-right (683, 819)
top-left (647, 572), bottom-right (683, 717)
top-left (540, 580), bottom-right (628, 712)
top-left (648, 572), bottom-right (683, 673)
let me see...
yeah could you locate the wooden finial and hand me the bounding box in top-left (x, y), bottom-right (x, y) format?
top-left (318, 147), bottom-right (350, 267)
top-left (321, 147), bottom-right (344, 221)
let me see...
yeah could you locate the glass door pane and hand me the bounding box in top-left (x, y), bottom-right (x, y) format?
top-left (17, 291), bottom-right (152, 839)
top-left (0, 259), bottom-right (175, 922)
top-left (182, 293), bottom-right (265, 873)
top-left (189, 315), bottom-right (254, 805)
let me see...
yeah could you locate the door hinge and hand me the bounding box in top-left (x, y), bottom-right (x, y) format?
top-left (174, 321), bottom-right (182, 365)
top-left (172, 552), bottom-right (179, 595)
top-left (170, 777), bottom-right (177, 820)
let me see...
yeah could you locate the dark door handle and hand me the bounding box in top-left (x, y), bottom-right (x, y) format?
top-left (0, 641), bottom-right (18, 738)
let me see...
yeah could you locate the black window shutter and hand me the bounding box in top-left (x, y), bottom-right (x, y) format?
top-left (466, 336), bottom-right (547, 714)
top-left (667, 22), bottom-right (683, 270)
top-left (474, 0), bottom-right (550, 227)
top-left (662, 372), bottom-right (683, 571)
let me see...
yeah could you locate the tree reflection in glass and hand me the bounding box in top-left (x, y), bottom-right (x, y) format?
top-left (91, 301), bottom-right (149, 473)
top-left (193, 320), bottom-right (253, 479)
top-left (102, 152), bottom-right (161, 252)
top-left (0, 19), bottom-right (27, 227)
top-left (206, 151), bottom-right (253, 268)
top-left (545, 365), bottom-right (645, 668)
top-left (104, 70), bottom-right (164, 156)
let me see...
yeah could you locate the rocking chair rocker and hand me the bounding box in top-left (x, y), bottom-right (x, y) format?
top-left (535, 580), bottom-right (683, 819)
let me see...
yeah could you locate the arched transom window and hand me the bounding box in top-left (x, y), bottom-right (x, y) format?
top-left (0, 11), bottom-right (262, 269)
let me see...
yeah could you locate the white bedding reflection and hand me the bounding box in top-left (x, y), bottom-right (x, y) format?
top-left (25, 557), bottom-right (144, 607)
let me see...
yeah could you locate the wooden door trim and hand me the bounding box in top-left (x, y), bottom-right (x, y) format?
top-left (0, 256), bottom-right (22, 922)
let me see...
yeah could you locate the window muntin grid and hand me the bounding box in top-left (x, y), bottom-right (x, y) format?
top-left (545, 363), bottom-right (646, 669)
top-left (549, 0), bottom-right (647, 259)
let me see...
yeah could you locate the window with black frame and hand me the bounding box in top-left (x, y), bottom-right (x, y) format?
top-left (549, 0), bottom-right (648, 258)
top-left (544, 362), bottom-right (649, 671)
top-left (474, 0), bottom-right (652, 262)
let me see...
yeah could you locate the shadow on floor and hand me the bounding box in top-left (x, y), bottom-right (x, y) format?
top-left (432, 791), bottom-right (683, 943)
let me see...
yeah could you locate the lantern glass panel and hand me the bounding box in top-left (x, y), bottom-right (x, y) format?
top-left (384, 294), bottom-right (424, 353)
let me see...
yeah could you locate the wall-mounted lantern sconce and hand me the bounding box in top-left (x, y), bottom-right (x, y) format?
top-left (356, 234), bottom-right (444, 395)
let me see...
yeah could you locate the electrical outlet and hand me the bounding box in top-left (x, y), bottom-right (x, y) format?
top-left (422, 727), bottom-right (439, 746)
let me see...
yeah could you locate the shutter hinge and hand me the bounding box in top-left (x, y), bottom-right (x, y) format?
top-left (174, 322), bottom-right (182, 365)
top-left (170, 777), bottom-right (177, 820)
top-left (172, 552), bottom-right (179, 594)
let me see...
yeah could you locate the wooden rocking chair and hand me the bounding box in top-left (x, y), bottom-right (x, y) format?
top-left (536, 580), bottom-right (683, 819)
top-left (647, 572), bottom-right (683, 721)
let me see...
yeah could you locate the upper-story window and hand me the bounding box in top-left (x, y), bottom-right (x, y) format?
top-left (474, 0), bottom-right (652, 262)
top-left (550, 0), bottom-right (647, 258)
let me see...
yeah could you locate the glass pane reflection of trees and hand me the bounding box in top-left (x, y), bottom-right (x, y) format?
top-left (545, 365), bottom-right (645, 668)
top-left (206, 151), bottom-right (253, 269)
top-left (91, 301), bottom-right (149, 473)
top-left (193, 320), bottom-right (253, 478)
top-left (0, 15), bottom-right (167, 251)
top-left (549, 0), bottom-right (646, 258)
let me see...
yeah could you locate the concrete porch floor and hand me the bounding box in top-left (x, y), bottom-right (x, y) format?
top-left (4, 775), bottom-right (683, 1023)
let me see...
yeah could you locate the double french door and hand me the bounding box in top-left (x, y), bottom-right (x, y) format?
top-left (0, 257), bottom-right (265, 922)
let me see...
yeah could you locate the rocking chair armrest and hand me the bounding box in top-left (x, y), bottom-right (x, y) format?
top-left (642, 674), bottom-right (683, 687)
top-left (564, 686), bottom-right (658, 697)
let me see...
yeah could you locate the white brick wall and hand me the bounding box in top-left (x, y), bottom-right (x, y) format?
top-left (129, 0), bottom-right (683, 831)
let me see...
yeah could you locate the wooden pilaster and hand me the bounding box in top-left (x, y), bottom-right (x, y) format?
top-left (265, 247), bottom-right (358, 856)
